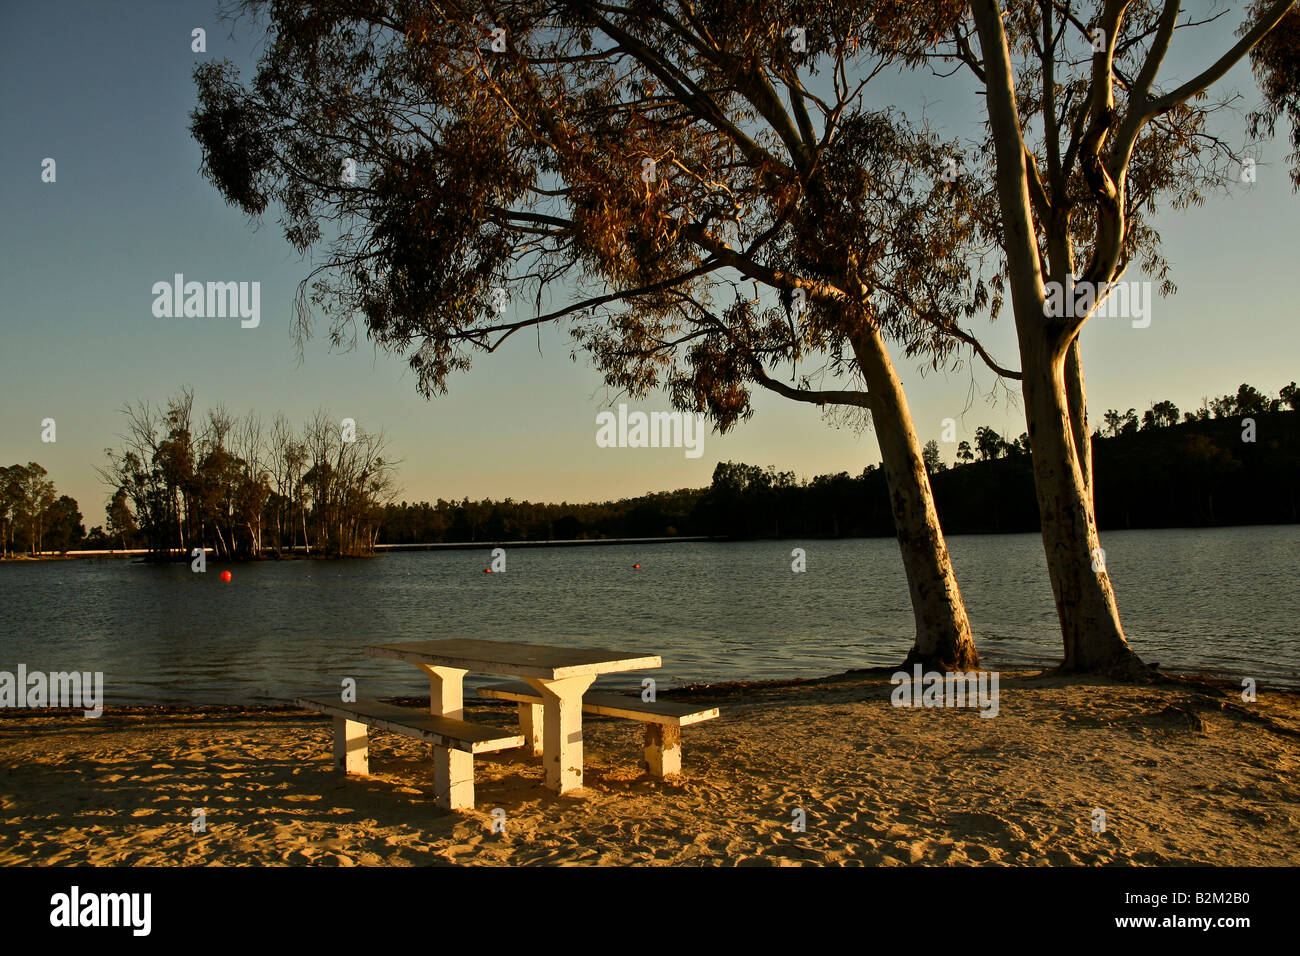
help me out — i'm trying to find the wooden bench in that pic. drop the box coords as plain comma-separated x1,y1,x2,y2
294,696,524,811
476,681,718,777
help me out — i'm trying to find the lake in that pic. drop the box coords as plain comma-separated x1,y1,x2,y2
0,526,1296,704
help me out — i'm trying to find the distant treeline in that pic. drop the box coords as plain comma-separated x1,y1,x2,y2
379,488,703,544
933,411,1299,536
7,380,1297,555
380,382,1300,543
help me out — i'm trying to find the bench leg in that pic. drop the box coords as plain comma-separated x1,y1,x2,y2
524,675,595,793
644,723,681,777
333,716,369,774
518,702,544,756
432,745,475,811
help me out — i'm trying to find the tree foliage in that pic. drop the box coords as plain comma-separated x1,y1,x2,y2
0,464,80,555
191,0,1002,425
97,389,397,559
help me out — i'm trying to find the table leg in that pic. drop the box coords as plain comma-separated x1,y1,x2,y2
420,665,473,810
518,702,544,756
524,675,595,793
420,665,469,718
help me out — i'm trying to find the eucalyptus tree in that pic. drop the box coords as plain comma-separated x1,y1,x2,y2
106,487,137,550
100,391,394,557
191,0,1017,669
0,465,17,557
933,0,1298,672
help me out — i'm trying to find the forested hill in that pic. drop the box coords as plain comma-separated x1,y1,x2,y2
378,411,1298,543
933,411,1299,536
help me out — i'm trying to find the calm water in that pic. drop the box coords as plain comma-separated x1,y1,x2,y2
0,527,1296,704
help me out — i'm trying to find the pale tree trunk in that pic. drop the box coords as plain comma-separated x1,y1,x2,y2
850,322,980,672
1064,338,1093,499
1021,339,1142,672
972,0,1143,675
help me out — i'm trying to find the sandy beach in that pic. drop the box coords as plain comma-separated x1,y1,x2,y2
2,670,1297,866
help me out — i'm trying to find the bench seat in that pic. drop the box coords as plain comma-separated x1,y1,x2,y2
294,696,523,810
476,681,719,777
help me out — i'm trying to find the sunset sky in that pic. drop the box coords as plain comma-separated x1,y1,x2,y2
2,0,1297,523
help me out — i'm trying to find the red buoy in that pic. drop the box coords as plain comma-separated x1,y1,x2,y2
484,568,492,573
220,570,232,582
633,564,641,569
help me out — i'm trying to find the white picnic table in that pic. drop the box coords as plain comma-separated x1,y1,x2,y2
364,639,661,796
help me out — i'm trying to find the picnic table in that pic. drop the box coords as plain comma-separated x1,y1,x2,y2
364,638,661,796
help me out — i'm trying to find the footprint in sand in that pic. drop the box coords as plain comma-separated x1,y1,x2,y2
963,843,994,862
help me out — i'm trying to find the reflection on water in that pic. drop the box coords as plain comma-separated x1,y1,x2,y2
0,526,1296,704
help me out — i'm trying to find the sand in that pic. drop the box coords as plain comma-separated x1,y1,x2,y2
1,671,1297,866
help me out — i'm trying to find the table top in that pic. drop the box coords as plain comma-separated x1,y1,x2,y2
364,638,662,680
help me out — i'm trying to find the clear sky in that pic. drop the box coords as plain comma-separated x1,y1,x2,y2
2,1,1296,525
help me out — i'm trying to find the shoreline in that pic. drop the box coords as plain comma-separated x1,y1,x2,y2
0,665,1288,720
5,522,1298,562
0,536,719,562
